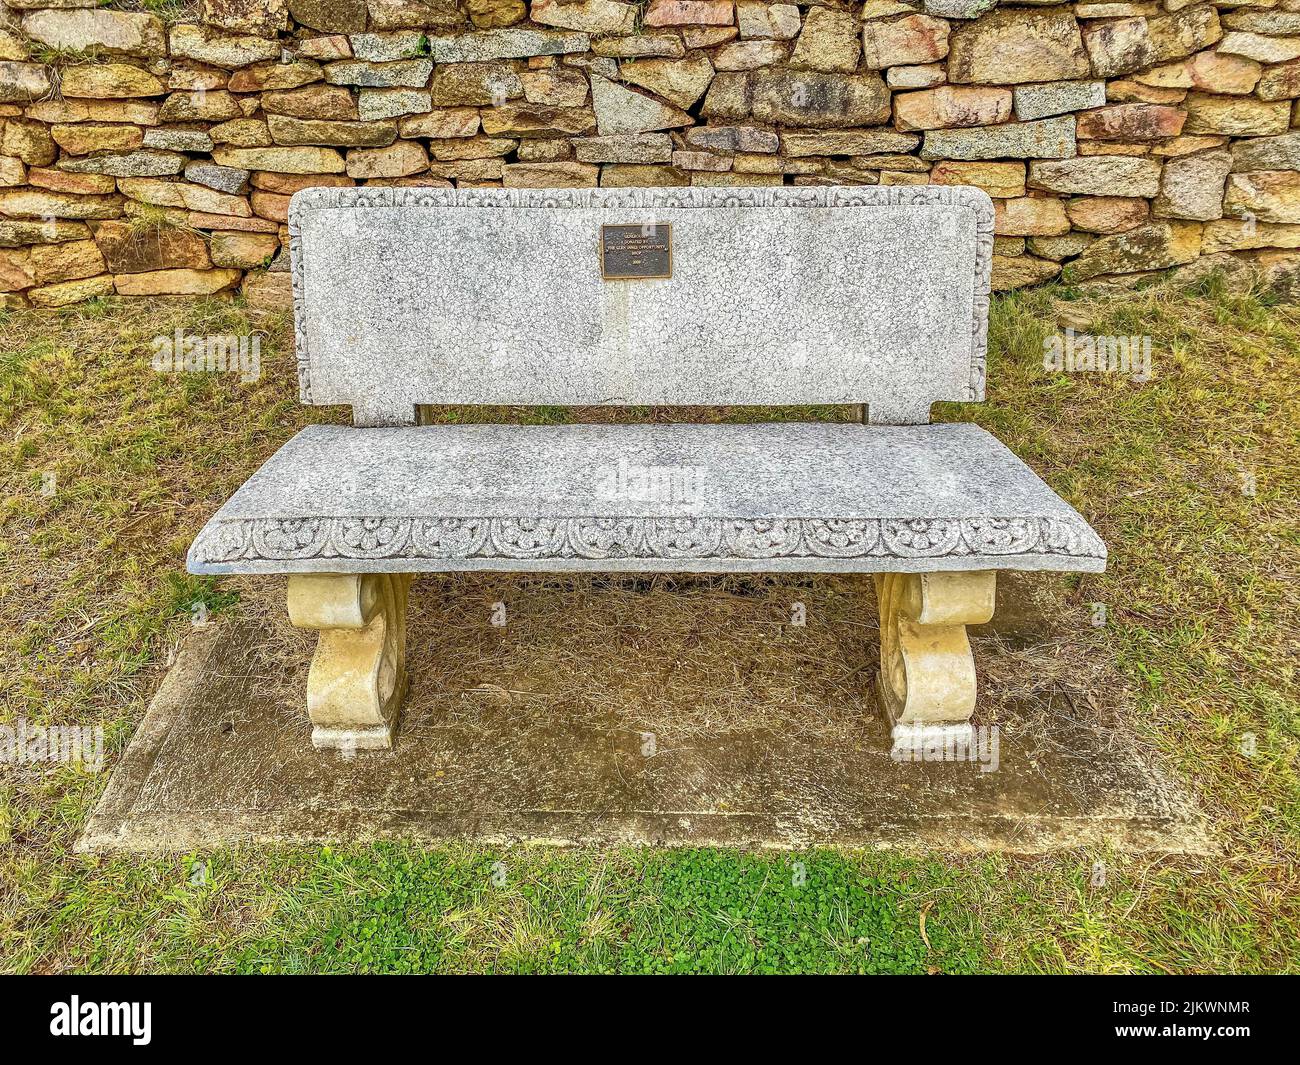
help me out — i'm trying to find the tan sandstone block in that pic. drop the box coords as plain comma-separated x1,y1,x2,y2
212,146,346,173
992,253,1062,290
50,123,143,155
502,161,599,187
894,86,1012,131
644,0,734,27
27,238,106,284
0,156,26,187
114,267,241,295
250,189,291,221
1183,92,1291,135
1076,103,1187,139
250,172,355,193
1224,170,1300,223
344,139,428,177
862,15,951,70
930,160,1026,198
60,64,166,99
27,167,115,195
91,219,212,272
948,10,1090,85
790,8,862,74
2,119,56,164
25,98,159,127
1063,220,1202,280
210,230,280,268
262,85,358,120
0,188,123,219
27,274,115,307
994,195,1072,236
399,108,481,138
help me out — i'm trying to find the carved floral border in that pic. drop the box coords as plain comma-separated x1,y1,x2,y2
190,515,1104,568
287,185,995,407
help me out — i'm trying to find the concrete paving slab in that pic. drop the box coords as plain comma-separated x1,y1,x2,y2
79,574,1213,855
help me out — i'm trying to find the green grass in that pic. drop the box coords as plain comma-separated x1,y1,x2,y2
0,273,1297,973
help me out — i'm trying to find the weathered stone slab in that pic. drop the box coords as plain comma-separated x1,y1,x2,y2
1230,132,1300,172
268,114,398,146
895,86,1013,131
1063,220,1202,280
1076,103,1186,140
60,64,166,99
791,8,861,73
0,187,124,219
1218,31,1300,64
168,23,282,67
921,116,1076,159
189,421,1103,575
287,186,993,420
143,128,215,152
931,160,1026,198
325,59,434,87
1082,16,1158,78
480,103,596,137
573,134,674,163
22,9,165,58
0,61,52,103
213,146,347,173
358,88,432,120
1028,156,1162,197
59,150,186,177
1183,93,1291,136
290,0,368,33
744,69,892,128
530,0,637,34
685,125,779,153
1152,148,1231,220
863,14,951,69
429,29,590,62
1013,80,1106,121
428,62,523,105
591,73,693,134
620,57,715,110
1224,171,1300,223
948,10,1090,85
736,1,801,40
781,129,920,156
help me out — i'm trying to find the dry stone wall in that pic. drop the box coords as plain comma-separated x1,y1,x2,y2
1,0,1299,309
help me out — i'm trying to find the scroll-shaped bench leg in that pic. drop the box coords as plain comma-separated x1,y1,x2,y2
286,573,412,751
873,571,996,742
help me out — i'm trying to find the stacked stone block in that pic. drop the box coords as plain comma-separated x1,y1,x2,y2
1,0,1298,308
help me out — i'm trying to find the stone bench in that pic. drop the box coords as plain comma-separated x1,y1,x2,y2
188,185,1106,752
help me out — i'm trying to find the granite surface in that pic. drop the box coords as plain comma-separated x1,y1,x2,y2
288,185,994,426
188,422,1107,575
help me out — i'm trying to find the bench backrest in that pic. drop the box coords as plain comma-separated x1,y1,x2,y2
288,185,993,426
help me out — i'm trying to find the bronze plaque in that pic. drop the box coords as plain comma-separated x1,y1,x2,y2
600,223,672,280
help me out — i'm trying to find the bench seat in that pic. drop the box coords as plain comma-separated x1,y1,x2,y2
188,421,1105,577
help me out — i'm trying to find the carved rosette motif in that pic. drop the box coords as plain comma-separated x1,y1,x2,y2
191,515,1105,566
288,185,995,406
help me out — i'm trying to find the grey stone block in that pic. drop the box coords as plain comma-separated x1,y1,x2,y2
429,29,591,63
183,161,250,194
1013,80,1107,122
188,422,1106,575
921,116,1077,160
288,185,994,423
